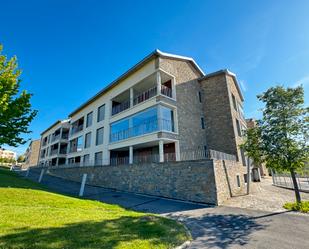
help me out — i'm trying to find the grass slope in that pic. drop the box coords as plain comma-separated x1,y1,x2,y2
0,168,189,249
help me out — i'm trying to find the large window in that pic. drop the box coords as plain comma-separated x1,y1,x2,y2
85,132,91,148
110,105,175,142
95,152,103,165
96,127,104,145
97,104,105,122
160,106,174,132
86,112,93,127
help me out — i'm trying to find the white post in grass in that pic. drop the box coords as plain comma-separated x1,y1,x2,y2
79,173,87,197
38,169,45,183
26,167,30,177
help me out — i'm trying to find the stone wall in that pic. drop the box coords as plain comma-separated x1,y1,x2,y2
159,58,207,152
48,159,246,205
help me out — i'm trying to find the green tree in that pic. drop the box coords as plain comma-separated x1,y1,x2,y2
0,44,37,147
244,86,308,203
17,154,25,163
241,126,265,168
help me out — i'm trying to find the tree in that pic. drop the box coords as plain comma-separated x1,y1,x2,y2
0,44,37,147
17,155,25,163
244,86,308,203
241,126,264,168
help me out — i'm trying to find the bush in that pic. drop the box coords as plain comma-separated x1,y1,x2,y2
283,201,309,213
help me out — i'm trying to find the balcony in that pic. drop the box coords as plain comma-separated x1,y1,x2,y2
110,117,174,143
111,71,174,116
71,117,84,135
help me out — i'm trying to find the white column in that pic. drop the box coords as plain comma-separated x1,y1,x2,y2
130,88,134,107
79,173,87,197
175,141,180,161
129,146,133,164
156,71,161,95
159,140,164,163
103,100,111,165
171,77,176,99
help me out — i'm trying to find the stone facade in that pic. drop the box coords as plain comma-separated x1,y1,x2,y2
48,159,246,205
24,139,41,167
159,58,207,152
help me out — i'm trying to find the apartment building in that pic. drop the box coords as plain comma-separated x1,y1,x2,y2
24,139,41,167
39,50,247,168
0,148,16,160
39,120,70,166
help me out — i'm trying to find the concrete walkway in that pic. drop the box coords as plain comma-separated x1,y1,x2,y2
19,168,309,249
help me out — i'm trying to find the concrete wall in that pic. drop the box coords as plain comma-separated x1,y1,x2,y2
48,159,246,205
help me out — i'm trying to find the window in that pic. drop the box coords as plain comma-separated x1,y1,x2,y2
95,152,103,165
83,154,90,164
232,94,237,110
97,104,105,122
240,148,246,166
198,91,202,103
244,174,248,183
86,112,93,127
236,119,241,136
96,127,104,145
84,132,91,148
238,103,245,120
160,106,175,132
69,136,83,153
71,117,84,135
77,136,83,152
236,175,240,187
201,117,205,129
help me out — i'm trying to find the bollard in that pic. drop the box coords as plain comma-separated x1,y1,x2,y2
79,174,87,197
26,167,30,177
38,169,45,183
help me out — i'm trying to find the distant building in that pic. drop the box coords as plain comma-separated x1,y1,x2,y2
24,139,41,167
0,148,16,160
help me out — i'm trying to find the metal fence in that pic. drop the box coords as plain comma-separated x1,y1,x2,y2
272,172,309,192
36,148,237,169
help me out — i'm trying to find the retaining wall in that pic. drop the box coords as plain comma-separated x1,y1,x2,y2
48,159,247,205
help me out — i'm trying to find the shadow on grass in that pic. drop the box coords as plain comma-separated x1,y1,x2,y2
168,212,267,249
0,216,183,249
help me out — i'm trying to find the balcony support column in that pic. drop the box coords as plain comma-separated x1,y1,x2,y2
159,140,164,163
156,71,161,96
175,141,180,161
129,146,133,164
130,88,134,107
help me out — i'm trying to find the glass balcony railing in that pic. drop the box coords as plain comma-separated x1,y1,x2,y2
110,117,174,143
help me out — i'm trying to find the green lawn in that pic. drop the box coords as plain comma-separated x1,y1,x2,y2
283,201,309,213
0,168,189,249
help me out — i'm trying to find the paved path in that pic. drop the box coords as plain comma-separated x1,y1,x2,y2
19,168,309,249
223,177,309,212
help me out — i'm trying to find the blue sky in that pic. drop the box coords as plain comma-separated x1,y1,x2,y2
1,0,308,155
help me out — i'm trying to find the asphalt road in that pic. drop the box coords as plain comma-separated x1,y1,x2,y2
19,168,309,249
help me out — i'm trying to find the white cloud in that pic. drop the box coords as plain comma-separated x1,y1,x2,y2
293,75,309,88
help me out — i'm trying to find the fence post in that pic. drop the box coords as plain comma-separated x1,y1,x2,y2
38,169,45,183
79,174,87,197
26,167,30,177
271,170,275,185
